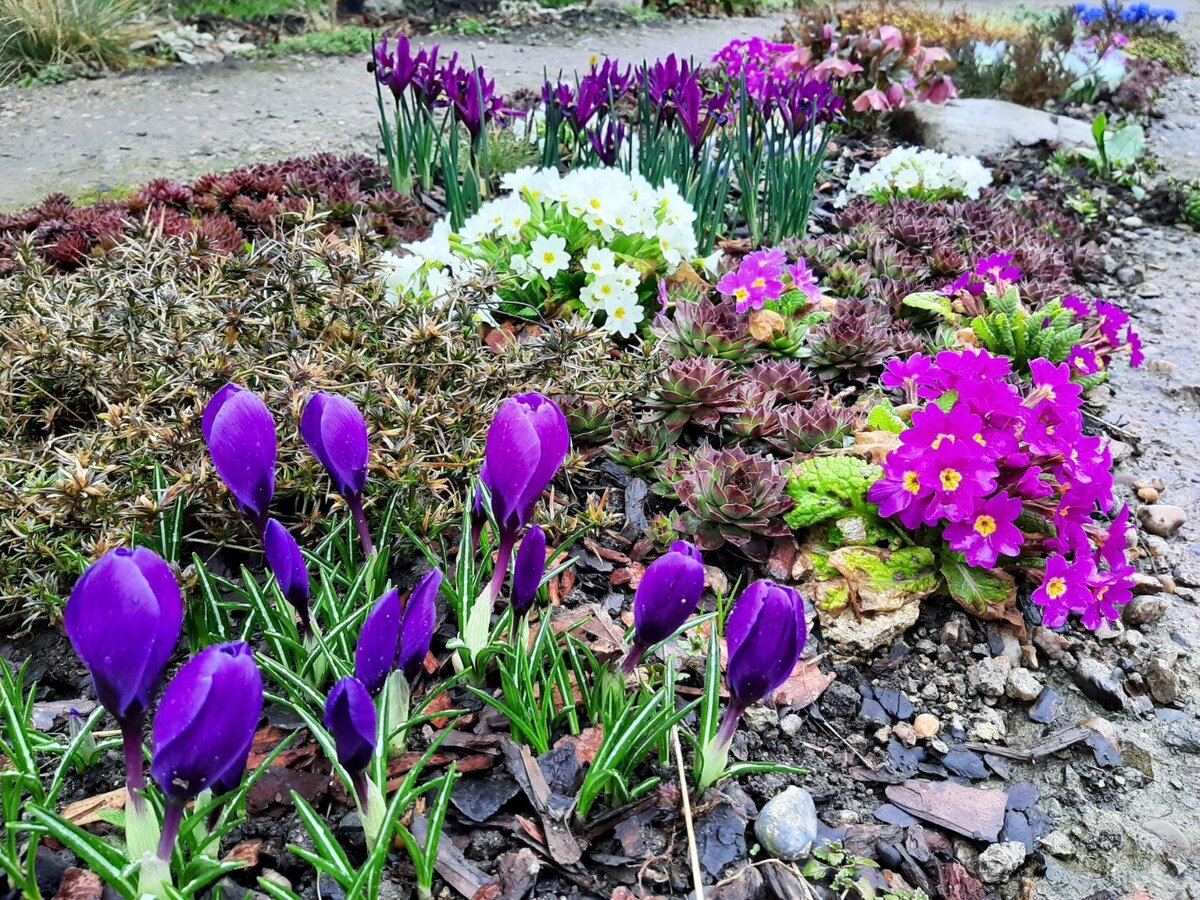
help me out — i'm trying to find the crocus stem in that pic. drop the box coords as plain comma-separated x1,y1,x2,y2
349,496,375,558
697,702,745,794
157,801,185,862
715,703,744,753
620,642,647,675
487,538,514,607
120,714,146,809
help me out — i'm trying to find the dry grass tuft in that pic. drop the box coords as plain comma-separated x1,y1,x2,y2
0,0,152,82
0,219,650,630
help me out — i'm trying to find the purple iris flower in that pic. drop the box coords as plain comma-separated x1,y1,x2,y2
398,568,441,681
622,541,705,672
355,588,401,696
481,393,570,599
587,118,627,166
264,518,312,636
324,676,378,809
151,642,263,861
374,34,419,100
65,547,183,801
716,580,806,748
202,383,277,534
302,391,373,555
511,525,547,619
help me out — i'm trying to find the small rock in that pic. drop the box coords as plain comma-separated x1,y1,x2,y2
755,787,818,862
1139,504,1186,538
742,706,778,733
1137,485,1160,502
1116,266,1140,286
1120,215,1144,228
941,615,974,649
1006,668,1042,703
1095,618,1124,641
1145,655,1182,705
1124,594,1170,625
967,656,1010,698
1029,689,1063,725
1038,831,1076,858
913,713,941,739
1072,657,1126,711
1123,739,1155,779
780,713,803,737
891,722,918,747
976,841,1027,883
1033,628,1071,661
1136,282,1163,298
970,707,1007,742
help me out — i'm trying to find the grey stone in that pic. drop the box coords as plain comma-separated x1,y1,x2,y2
976,841,1027,883
1124,594,1171,626
1146,655,1182,705
970,707,1007,742
893,99,1095,157
1038,831,1076,858
1164,721,1200,754
1006,668,1043,702
1139,504,1186,537
755,787,819,862
968,656,1010,698
1073,657,1126,711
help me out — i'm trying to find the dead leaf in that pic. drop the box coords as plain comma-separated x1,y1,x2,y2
61,788,125,826
53,868,102,900
748,308,786,341
774,658,835,711
954,327,982,348
555,726,605,766
222,839,263,869
852,430,903,464
668,260,710,290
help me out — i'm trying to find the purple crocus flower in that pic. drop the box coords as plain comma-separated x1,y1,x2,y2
444,65,505,139
587,118,627,167
264,518,312,636
481,393,570,599
374,34,419,100
398,568,441,681
202,383,277,534
511,525,547,618
622,541,705,673
719,580,806,744
325,676,378,774
151,642,262,861
65,547,183,801
355,588,401,696
302,392,373,555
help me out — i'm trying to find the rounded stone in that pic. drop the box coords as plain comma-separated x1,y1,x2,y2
1139,505,1186,538
913,713,941,739
1006,668,1042,703
754,786,819,862
977,841,1027,883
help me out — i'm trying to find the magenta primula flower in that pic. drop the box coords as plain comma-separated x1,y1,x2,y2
740,257,784,304
1062,295,1092,318
975,253,1022,287
1095,301,1130,345
943,491,1025,568
717,269,759,313
1126,325,1144,367
881,354,941,401
868,464,933,530
787,259,822,302
1098,505,1134,576
1068,345,1102,377
1033,554,1095,627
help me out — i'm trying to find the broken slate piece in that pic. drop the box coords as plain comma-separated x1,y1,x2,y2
874,804,920,827
1029,689,1064,725
1084,728,1123,768
1002,810,1035,854
698,800,749,878
1005,783,1040,812
450,772,521,823
876,688,914,721
859,697,891,727
942,749,989,781
884,780,1007,842
984,754,1013,780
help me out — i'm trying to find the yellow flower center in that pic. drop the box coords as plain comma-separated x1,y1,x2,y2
613,306,627,320
1045,576,1067,599
974,433,987,447
974,515,997,537
734,288,749,302
752,277,766,289
590,198,602,210
931,433,956,450
600,284,613,297
903,471,921,495
543,252,556,265
939,468,963,491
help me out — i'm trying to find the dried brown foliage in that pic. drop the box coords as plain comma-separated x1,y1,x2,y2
0,222,649,629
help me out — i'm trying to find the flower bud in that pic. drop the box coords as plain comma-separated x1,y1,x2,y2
301,392,370,504
482,393,570,542
355,589,401,696
151,642,263,804
398,569,441,681
65,547,183,726
264,518,311,634
511,526,547,618
202,384,277,530
325,676,377,774
725,580,806,709
624,541,705,671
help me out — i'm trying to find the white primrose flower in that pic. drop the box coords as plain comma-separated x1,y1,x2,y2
582,246,617,277
403,219,454,266
842,145,992,206
601,291,644,339
378,251,425,302
696,249,724,279
530,233,570,279
424,265,453,301
581,273,636,312
656,223,695,268
510,253,531,277
613,263,641,289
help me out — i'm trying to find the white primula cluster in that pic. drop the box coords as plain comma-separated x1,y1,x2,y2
839,145,993,206
380,166,705,340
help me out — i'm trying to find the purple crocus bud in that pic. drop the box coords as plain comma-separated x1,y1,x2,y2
355,588,401,696
202,383,277,533
481,393,569,599
511,526,547,618
325,676,378,775
264,518,312,636
302,392,373,555
66,547,183,802
151,642,263,860
622,540,705,672
725,580,806,713
398,569,441,681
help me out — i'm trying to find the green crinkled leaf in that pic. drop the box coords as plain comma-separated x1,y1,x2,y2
902,291,957,321
939,551,1017,617
866,400,907,434
784,457,883,530
933,390,958,413
1106,122,1147,167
